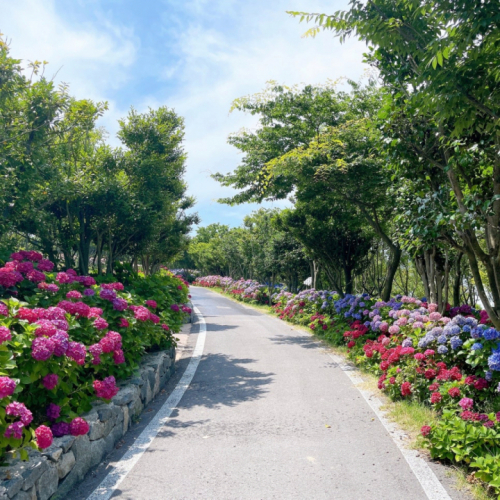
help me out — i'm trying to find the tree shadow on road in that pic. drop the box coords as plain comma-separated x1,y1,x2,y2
268,334,321,350
206,324,239,332
179,354,274,410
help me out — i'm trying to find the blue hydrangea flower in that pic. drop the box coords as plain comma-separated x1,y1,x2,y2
418,339,429,349
437,335,447,344
438,345,448,354
471,343,483,351
402,338,413,348
462,325,471,333
471,327,484,339
484,328,500,341
485,371,493,381
450,336,463,350
488,352,500,371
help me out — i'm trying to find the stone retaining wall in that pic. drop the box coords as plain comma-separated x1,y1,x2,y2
0,347,176,500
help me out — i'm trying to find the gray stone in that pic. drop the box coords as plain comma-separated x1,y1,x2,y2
88,420,106,442
35,466,58,500
128,377,144,388
20,458,48,491
70,435,91,473
51,436,75,454
103,425,122,456
0,467,23,498
122,405,129,435
56,452,75,480
11,486,36,500
128,396,144,419
112,386,138,406
95,405,113,422
89,439,106,468
163,356,172,371
41,445,62,463
145,380,153,405
83,410,98,424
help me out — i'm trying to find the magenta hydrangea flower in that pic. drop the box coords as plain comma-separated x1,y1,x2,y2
145,300,157,309
0,326,12,344
66,342,86,365
113,349,125,364
66,269,78,277
10,252,24,261
47,284,59,293
37,259,54,272
66,290,82,300
58,300,76,314
112,298,128,311
34,319,57,338
31,337,55,361
6,401,33,425
42,374,59,390
46,403,61,420
88,307,103,318
0,269,23,287
99,288,117,301
0,377,16,398
27,251,43,262
81,276,96,287
52,331,69,357
73,302,91,318
26,270,46,282
94,317,109,330
118,318,130,328
99,331,122,353
102,282,124,291
133,306,150,321
70,417,89,436
93,376,119,399
170,304,180,312
51,319,68,331
56,272,74,284
42,306,66,321
4,421,24,440
35,425,53,449
161,324,170,331
0,302,8,316
16,307,38,323
89,343,102,365
17,261,34,274
149,313,160,324
51,422,70,437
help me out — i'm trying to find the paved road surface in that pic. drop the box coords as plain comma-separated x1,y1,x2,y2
73,287,468,500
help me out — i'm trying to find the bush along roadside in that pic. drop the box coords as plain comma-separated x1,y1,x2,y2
0,250,192,461
195,276,500,495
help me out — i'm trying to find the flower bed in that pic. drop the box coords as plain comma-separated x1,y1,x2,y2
195,276,500,493
0,250,191,461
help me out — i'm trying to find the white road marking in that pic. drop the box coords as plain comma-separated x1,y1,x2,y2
328,352,452,500
86,306,207,500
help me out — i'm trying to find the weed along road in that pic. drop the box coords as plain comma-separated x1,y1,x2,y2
74,286,463,500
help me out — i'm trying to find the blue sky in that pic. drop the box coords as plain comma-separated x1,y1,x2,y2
1,0,368,230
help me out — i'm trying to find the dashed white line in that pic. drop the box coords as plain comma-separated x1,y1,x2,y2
86,306,207,500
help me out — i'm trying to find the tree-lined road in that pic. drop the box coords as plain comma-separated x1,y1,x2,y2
74,287,465,499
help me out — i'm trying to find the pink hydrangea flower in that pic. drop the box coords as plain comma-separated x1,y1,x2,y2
146,300,157,309
88,307,103,318
34,319,57,338
42,374,58,390
459,398,474,410
70,417,89,436
94,317,109,330
42,307,66,321
51,319,68,331
429,312,442,321
6,401,33,425
17,261,34,274
118,318,130,328
0,377,16,398
4,421,24,439
133,306,150,321
89,344,102,365
27,270,46,282
56,272,74,284
35,425,53,449
0,302,8,316
66,269,77,277
149,313,160,324
388,325,400,335
0,326,12,344
73,302,91,318
66,290,82,299
93,376,119,400
113,349,125,364
99,331,122,353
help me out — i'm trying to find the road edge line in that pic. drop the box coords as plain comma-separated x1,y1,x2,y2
327,351,451,500
86,306,207,500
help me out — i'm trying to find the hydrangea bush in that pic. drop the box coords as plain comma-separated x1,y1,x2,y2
0,251,190,460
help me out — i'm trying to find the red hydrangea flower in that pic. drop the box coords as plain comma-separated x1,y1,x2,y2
93,376,119,400
17,307,38,323
421,425,432,437
35,425,53,449
27,270,46,282
70,417,89,436
428,383,439,391
430,392,442,404
0,326,11,344
42,374,59,390
414,353,425,361
448,387,461,398
119,318,130,328
424,369,437,380
401,382,412,397
474,378,488,391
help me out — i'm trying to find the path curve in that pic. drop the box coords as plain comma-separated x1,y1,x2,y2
73,287,468,500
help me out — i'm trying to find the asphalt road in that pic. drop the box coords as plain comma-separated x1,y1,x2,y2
73,287,469,500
